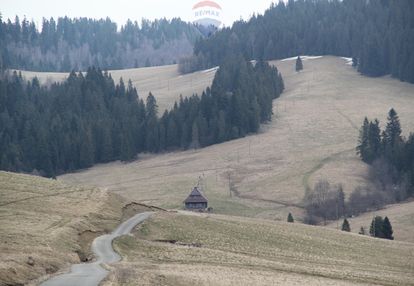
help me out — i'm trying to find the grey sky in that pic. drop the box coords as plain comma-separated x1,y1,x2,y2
0,0,277,28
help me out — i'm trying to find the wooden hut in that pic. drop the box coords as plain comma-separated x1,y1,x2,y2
184,187,208,210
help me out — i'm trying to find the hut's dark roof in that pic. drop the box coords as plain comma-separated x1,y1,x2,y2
184,187,208,204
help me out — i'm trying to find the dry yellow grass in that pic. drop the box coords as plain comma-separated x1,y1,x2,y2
104,212,414,286
0,171,125,285
58,57,414,229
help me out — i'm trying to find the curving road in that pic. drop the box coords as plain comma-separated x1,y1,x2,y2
41,212,152,286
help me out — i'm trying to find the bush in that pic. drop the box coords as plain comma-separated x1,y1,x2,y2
341,218,351,232
287,213,294,223
304,180,345,224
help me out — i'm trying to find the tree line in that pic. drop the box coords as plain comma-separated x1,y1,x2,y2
369,216,394,240
181,0,414,84
357,109,414,202
341,216,393,240
0,57,284,177
0,15,201,71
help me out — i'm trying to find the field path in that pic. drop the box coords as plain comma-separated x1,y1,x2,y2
230,186,304,208
41,212,152,286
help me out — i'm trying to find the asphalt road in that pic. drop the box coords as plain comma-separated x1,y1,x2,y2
41,212,152,286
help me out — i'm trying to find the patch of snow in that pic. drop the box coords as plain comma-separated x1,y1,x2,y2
341,57,353,66
303,56,323,60
201,66,219,73
281,56,299,62
281,55,323,62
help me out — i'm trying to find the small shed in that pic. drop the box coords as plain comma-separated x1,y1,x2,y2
184,187,208,210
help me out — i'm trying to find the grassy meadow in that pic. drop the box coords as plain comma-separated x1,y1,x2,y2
103,212,414,285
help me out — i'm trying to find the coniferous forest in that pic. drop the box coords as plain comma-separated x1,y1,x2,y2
0,57,283,177
181,0,414,83
0,16,201,71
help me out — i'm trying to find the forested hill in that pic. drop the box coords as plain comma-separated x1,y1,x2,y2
0,16,201,71
0,57,283,177
182,0,414,83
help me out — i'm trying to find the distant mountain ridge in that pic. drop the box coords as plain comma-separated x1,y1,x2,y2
0,16,202,71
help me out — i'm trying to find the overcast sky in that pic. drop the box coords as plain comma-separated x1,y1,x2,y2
0,0,277,28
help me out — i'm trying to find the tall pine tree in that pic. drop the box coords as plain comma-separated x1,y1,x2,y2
370,216,384,238
382,216,394,240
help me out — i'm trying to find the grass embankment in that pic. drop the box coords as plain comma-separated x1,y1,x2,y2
0,171,125,285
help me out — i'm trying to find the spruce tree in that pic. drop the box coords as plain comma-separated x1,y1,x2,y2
146,92,158,119
383,108,403,167
369,216,384,238
382,216,394,240
357,117,370,162
341,218,351,232
145,93,160,152
368,119,382,161
357,117,382,163
295,56,303,72
337,185,346,218
369,217,375,237
384,108,402,148
287,212,294,223
358,226,366,235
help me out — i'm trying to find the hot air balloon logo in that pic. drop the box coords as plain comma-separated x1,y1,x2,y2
192,1,223,28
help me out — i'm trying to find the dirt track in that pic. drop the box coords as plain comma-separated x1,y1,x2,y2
41,212,152,286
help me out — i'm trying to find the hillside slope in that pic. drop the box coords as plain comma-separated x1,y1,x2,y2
17,64,216,112
59,57,414,225
104,211,414,285
0,171,125,285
